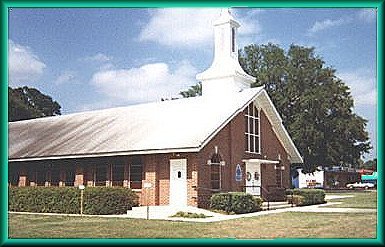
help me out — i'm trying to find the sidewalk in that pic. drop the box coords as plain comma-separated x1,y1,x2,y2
9,194,376,223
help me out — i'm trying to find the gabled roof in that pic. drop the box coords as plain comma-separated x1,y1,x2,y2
9,86,303,163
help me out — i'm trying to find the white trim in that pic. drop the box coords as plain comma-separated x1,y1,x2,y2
243,159,279,164
257,91,303,163
9,147,200,162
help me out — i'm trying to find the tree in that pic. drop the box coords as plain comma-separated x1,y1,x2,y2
239,43,371,170
361,158,377,171
8,86,61,122
179,82,202,98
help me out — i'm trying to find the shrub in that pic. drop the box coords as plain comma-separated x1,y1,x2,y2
83,187,138,215
286,188,325,206
210,192,263,214
9,187,80,213
9,186,138,215
170,211,210,218
287,195,304,206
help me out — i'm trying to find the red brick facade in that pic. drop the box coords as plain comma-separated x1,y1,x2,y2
9,105,293,207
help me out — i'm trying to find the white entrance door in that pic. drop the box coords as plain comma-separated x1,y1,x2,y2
246,162,261,196
169,159,187,207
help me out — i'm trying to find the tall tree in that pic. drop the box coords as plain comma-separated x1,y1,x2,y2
9,86,61,122
239,43,371,169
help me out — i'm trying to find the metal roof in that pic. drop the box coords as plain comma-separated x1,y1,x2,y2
9,87,302,163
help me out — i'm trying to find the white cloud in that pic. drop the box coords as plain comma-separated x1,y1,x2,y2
8,40,46,86
138,8,261,47
81,53,112,63
307,17,350,35
54,71,77,85
90,60,198,103
358,9,376,23
338,70,377,106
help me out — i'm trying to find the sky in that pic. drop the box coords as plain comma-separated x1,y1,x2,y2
8,8,377,161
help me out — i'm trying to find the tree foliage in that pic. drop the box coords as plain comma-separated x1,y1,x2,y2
179,82,202,98
9,86,61,122
361,158,377,171
239,43,371,169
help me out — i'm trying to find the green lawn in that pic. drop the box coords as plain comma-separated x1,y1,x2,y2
8,191,378,239
325,191,377,208
8,212,376,239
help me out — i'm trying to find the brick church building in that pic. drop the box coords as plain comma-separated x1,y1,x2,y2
8,9,303,208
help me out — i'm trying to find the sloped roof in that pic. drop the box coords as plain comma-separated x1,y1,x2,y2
9,86,303,163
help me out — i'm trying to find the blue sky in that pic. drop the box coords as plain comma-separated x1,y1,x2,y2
8,8,377,161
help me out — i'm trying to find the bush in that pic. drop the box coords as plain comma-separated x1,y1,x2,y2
9,186,138,215
210,192,263,214
83,187,138,215
286,188,325,206
9,187,80,213
170,211,210,218
287,195,304,206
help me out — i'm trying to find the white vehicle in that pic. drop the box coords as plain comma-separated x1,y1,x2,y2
346,182,375,190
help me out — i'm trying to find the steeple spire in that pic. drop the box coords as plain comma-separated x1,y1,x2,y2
196,8,255,98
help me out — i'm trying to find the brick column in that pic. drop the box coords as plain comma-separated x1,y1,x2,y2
18,167,27,187
143,160,157,206
74,166,84,187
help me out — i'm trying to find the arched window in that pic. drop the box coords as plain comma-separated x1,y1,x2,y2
209,151,222,190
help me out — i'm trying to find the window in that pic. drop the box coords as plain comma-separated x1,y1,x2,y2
231,27,235,52
130,156,143,189
65,166,75,186
94,164,107,186
211,164,220,190
35,165,47,186
111,164,125,186
210,152,222,190
245,103,260,154
8,166,18,186
50,166,60,186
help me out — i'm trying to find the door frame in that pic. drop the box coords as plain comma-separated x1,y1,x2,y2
243,159,279,196
169,159,187,207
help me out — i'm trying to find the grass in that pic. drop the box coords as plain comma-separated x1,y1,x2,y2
8,212,376,239
8,191,378,239
325,191,377,208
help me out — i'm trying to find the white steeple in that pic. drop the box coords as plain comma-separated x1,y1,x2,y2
196,8,255,97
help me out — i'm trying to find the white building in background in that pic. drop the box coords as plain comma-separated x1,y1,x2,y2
292,168,324,189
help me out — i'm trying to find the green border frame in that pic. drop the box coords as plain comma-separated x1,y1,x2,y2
0,0,383,245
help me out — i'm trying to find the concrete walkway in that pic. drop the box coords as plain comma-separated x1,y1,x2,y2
9,194,376,223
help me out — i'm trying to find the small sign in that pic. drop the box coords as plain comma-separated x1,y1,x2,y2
144,182,152,188
78,185,85,190
235,164,242,182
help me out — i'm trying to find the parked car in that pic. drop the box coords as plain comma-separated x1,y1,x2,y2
346,182,375,190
